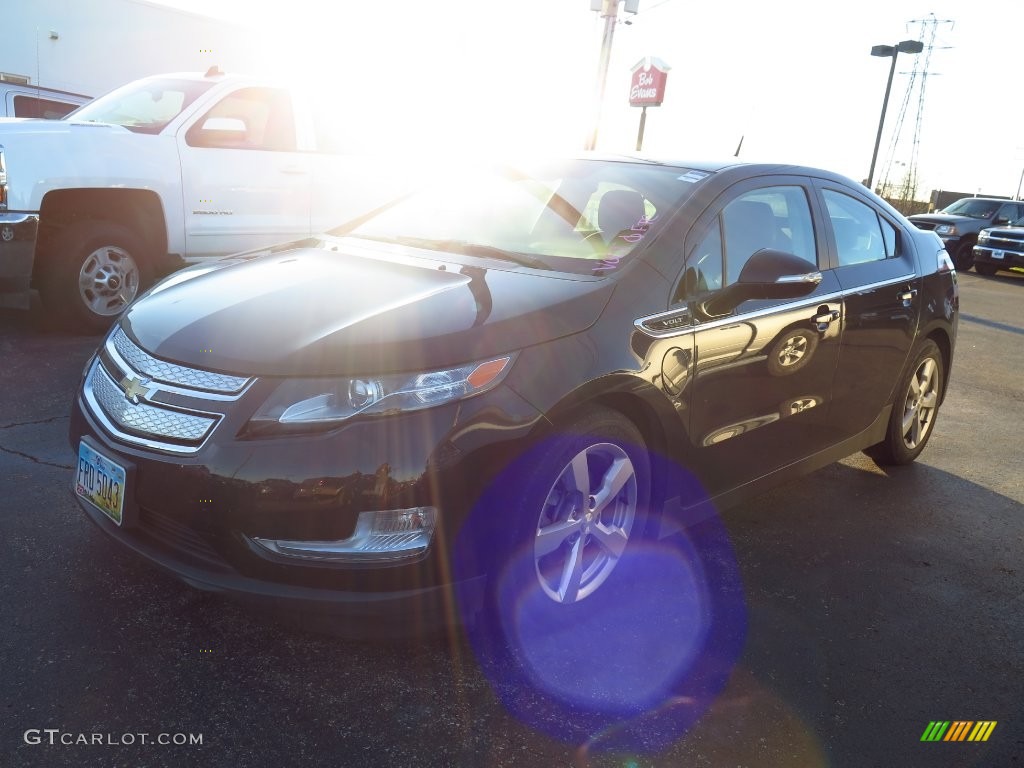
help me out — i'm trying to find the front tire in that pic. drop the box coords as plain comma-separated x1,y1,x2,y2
952,241,975,271
865,338,944,466
974,262,998,276
468,406,652,645
38,220,152,333
512,407,651,607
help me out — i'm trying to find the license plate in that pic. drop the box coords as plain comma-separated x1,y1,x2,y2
76,441,126,525
991,250,1004,260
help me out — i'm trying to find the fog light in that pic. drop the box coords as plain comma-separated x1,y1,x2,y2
250,507,436,565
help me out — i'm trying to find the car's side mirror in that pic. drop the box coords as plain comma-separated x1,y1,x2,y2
700,249,822,318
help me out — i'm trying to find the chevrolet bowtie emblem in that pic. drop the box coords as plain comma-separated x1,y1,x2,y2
119,375,152,404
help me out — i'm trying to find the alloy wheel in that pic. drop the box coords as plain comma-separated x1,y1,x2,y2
900,357,939,450
533,442,637,604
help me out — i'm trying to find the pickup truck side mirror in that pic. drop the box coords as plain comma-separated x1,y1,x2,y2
700,249,822,318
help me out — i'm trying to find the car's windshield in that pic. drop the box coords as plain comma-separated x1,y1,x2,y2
333,159,710,275
65,78,215,134
941,199,1000,219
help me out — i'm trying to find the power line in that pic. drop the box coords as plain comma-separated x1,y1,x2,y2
878,14,953,206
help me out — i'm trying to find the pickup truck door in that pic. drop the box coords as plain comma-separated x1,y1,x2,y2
176,86,310,260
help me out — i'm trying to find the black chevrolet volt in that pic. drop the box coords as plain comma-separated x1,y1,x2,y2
69,156,959,639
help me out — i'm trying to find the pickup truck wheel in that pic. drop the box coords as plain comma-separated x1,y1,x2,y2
952,241,975,271
39,221,152,333
974,263,998,276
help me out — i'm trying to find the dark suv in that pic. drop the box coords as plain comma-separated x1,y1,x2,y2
973,216,1024,276
909,197,1024,271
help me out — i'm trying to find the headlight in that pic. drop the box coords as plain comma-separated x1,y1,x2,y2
935,224,957,236
978,230,991,243
248,354,515,432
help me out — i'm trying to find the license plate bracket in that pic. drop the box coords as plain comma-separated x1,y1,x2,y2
991,249,1004,260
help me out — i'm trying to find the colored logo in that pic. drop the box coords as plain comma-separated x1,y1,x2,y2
921,721,997,742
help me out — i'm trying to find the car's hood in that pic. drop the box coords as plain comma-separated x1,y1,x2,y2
908,213,976,226
121,242,614,377
0,118,129,135
981,225,1024,237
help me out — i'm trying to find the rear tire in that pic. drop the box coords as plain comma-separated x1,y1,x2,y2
38,220,152,334
865,339,944,466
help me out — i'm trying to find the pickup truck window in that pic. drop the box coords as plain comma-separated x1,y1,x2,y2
12,94,80,119
186,87,296,152
67,78,213,134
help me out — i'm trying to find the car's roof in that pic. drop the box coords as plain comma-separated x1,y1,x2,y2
578,153,866,188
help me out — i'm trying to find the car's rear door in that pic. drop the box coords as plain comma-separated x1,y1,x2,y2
811,181,921,437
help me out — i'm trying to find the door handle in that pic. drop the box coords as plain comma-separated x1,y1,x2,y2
813,309,840,325
898,289,917,304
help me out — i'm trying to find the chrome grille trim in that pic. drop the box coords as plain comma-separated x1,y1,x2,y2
83,361,220,454
109,328,250,394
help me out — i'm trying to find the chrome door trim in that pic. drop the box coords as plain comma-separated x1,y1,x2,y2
636,290,844,339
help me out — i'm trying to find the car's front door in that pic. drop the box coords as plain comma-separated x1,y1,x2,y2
677,179,844,496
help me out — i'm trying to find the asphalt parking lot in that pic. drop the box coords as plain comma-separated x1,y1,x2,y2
1,271,1022,768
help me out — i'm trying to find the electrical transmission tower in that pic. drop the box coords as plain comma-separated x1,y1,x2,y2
878,15,953,210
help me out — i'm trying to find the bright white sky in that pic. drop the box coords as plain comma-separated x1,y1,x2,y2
155,0,1024,199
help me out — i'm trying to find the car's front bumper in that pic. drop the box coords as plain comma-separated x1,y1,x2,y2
973,245,1024,271
68,375,542,635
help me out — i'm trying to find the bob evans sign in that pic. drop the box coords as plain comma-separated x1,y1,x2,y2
629,58,670,107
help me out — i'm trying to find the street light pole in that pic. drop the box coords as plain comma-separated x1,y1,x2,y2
584,0,620,151
866,40,924,192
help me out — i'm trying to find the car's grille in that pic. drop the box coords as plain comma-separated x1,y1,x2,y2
111,328,248,394
985,234,1024,250
82,328,254,454
138,506,230,571
88,364,217,443
912,221,937,231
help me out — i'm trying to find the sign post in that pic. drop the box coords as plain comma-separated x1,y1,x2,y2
629,57,670,152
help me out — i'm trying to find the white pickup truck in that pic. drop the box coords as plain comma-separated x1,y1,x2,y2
0,67,403,330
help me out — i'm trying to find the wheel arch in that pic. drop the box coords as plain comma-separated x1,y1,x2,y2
34,188,168,282
925,325,953,404
532,375,687,516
